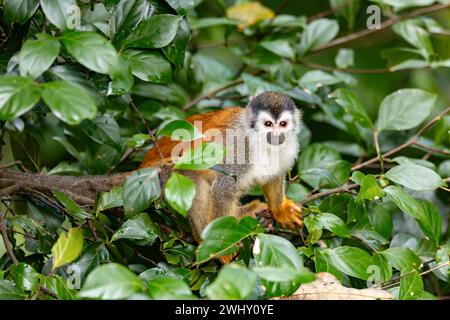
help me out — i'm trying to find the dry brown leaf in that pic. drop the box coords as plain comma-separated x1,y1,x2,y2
277,272,394,300
226,2,274,29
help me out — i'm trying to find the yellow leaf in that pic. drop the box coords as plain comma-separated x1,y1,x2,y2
51,227,84,270
226,2,275,29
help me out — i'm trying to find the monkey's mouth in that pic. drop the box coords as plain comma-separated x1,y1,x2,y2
266,132,285,145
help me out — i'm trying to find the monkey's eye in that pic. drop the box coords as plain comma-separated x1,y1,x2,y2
264,121,273,127
279,121,287,127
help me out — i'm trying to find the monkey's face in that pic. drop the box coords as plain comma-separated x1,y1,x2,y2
247,92,301,146
255,110,298,145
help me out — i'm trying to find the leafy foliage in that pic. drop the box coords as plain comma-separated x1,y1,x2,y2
0,0,449,301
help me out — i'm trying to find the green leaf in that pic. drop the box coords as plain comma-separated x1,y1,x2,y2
164,173,196,217
96,186,123,214
125,49,172,83
125,14,182,49
123,168,161,215
53,190,93,220
42,81,97,125
385,164,444,191
298,143,341,188
368,205,393,239
79,263,144,299
165,0,203,14
252,266,312,283
399,270,424,300
383,186,425,221
128,133,151,148
377,89,437,131
162,19,190,70
253,234,307,297
357,175,384,202
378,0,435,10
9,263,38,292
147,277,195,299
314,248,343,280
322,246,372,280
3,0,39,25
40,275,76,299
260,39,295,59
111,0,153,46
332,88,373,128
157,119,202,141
370,253,393,284
71,242,110,283
40,0,77,30
393,20,434,60
306,212,350,239
19,33,60,79
109,56,134,94
299,70,343,92
111,212,160,246
0,76,41,121
393,156,436,170
174,142,226,170
52,227,84,270
60,31,120,74
206,263,257,300
416,200,442,245
196,216,263,264
382,247,421,272
189,17,239,29
298,18,339,55
0,280,26,300
79,115,121,151
335,48,354,68
330,0,360,29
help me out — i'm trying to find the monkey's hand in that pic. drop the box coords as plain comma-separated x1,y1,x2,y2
272,198,303,229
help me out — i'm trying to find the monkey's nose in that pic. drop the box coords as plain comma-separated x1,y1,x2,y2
267,132,285,145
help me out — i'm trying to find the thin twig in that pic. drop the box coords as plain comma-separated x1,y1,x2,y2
0,161,29,172
129,101,165,161
412,140,450,156
312,3,450,54
380,262,450,290
37,285,58,299
182,78,244,111
352,106,450,171
275,0,290,14
298,59,430,74
87,219,99,241
0,210,19,265
300,183,359,205
308,0,353,22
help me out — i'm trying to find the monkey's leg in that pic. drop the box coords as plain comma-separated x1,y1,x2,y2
236,200,268,218
262,176,303,228
210,174,240,219
187,177,213,242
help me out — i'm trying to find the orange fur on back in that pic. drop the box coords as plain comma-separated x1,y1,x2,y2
140,107,243,168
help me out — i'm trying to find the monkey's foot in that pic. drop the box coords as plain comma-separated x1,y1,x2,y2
240,200,269,218
272,198,303,229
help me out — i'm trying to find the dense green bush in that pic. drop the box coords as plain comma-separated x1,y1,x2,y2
0,0,449,300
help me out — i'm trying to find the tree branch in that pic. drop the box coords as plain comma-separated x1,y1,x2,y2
312,3,450,54
182,78,244,111
298,59,430,74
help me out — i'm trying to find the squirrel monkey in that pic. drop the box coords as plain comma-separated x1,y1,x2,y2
140,91,303,241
